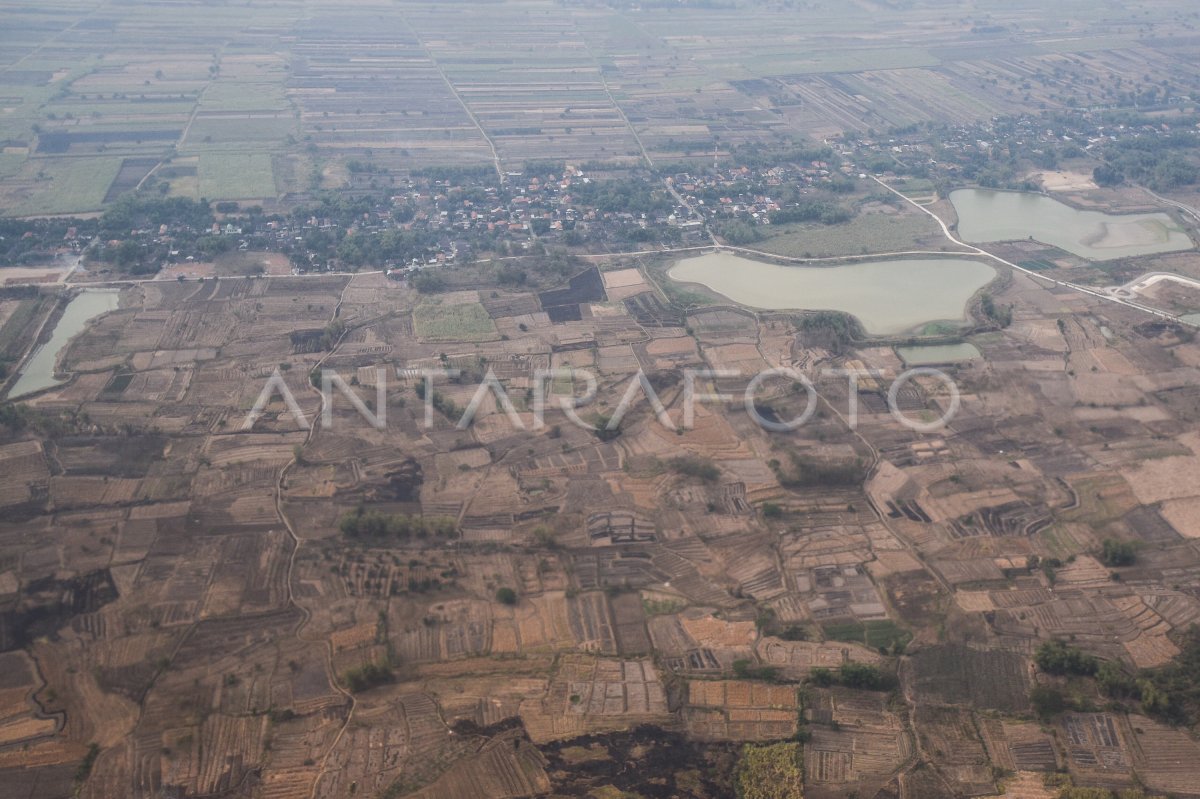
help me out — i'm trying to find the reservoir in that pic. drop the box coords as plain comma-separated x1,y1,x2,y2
950,189,1193,261
7,290,120,399
668,253,995,335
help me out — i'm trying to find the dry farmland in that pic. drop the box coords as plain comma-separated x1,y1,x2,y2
6,212,1200,799
4,1,1200,798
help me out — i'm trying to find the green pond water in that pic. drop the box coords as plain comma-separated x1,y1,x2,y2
896,342,982,366
668,252,996,335
950,188,1193,261
7,290,119,399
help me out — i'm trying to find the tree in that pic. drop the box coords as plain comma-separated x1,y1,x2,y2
1097,660,1137,699
980,293,1013,328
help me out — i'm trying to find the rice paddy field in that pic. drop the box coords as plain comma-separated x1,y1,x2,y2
2,0,1198,214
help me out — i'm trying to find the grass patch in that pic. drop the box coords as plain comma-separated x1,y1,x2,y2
1036,524,1091,562
642,597,687,616
413,299,498,342
1018,259,1056,271
197,152,276,200
892,177,934,193
917,321,963,336
0,154,25,178
755,211,945,258
658,277,714,308
0,297,48,358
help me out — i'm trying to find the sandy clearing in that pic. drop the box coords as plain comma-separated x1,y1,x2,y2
954,590,997,612
602,268,646,289
0,265,70,284
1161,497,1200,538
1031,170,1097,192
998,771,1057,799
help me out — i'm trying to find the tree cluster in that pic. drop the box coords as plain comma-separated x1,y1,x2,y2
1099,132,1200,192
1034,640,1098,676
342,659,395,693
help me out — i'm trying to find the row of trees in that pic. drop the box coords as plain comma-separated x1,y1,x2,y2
337,508,457,540
770,200,852,226
980,293,1013,328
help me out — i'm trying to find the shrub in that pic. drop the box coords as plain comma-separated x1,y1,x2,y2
1030,685,1067,719
1100,539,1136,567
343,660,394,693
668,455,720,482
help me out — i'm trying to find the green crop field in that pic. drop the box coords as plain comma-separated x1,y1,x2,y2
823,619,912,652
199,82,289,112
6,156,124,216
0,298,42,354
183,115,296,149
